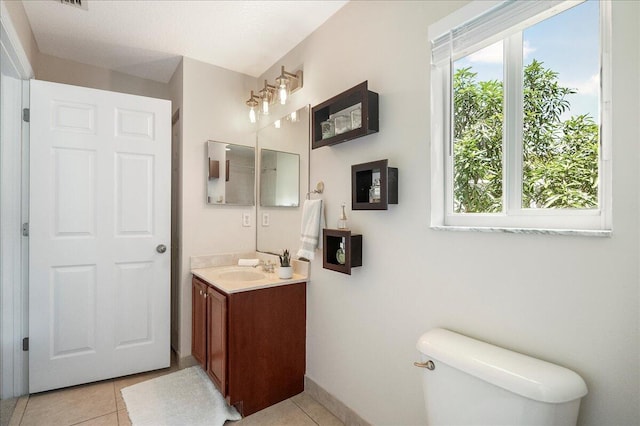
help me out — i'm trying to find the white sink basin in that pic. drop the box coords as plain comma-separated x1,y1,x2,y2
217,270,265,281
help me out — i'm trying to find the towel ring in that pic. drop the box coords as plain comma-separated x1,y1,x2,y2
306,181,324,199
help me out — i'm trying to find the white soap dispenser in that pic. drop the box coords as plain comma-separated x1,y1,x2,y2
337,203,348,230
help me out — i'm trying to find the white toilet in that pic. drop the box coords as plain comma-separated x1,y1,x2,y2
416,328,588,425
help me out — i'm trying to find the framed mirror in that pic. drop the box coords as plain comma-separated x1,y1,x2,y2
257,106,309,254
260,149,300,207
206,141,255,206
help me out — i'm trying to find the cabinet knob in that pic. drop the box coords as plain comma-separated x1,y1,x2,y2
204,293,208,299
199,290,203,296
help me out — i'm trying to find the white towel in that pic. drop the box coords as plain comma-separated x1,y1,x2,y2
297,199,325,260
238,258,260,267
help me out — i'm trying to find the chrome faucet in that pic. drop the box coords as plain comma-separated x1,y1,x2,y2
254,260,275,273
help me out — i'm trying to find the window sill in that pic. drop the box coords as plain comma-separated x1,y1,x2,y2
431,225,612,238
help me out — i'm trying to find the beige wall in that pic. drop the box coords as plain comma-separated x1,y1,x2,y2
263,1,640,425
2,0,37,70
177,57,257,355
169,59,183,117
168,59,183,352
36,52,171,100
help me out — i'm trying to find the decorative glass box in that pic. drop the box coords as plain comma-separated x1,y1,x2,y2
350,106,362,130
321,120,335,139
334,115,351,135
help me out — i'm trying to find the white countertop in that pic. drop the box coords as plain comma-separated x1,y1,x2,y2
192,265,307,294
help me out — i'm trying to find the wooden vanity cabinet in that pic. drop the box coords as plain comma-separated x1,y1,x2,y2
191,275,306,417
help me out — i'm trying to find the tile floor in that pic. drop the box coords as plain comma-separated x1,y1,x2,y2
7,360,343,426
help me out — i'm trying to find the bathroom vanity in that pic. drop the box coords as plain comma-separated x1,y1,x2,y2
191,266,306,416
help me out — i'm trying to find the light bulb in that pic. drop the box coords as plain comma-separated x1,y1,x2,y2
249,106,256,123
279,84,288,105
262,98,269,115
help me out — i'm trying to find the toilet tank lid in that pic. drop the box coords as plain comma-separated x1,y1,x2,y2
416,328,588,403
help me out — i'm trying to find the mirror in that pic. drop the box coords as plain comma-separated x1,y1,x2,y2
206,141,255,206
257,106,309,254
260,149,300,207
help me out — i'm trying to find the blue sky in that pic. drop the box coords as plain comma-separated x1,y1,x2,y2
454,0,599,122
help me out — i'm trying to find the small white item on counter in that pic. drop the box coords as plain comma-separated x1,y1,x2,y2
238,259,260,267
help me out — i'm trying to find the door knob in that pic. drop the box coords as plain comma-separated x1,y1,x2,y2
156,244,167,253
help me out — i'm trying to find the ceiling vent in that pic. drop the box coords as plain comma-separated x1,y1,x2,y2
56,0,88,11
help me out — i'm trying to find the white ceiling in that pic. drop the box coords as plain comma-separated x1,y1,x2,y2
21,0,347,83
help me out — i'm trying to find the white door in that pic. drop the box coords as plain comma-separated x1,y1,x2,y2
29,80,171,393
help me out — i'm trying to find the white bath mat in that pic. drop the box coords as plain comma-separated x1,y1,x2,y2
121,366,241,426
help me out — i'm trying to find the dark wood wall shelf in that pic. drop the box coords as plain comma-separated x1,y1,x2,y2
352,159,398,210
312,81,379,149
323,229,362,275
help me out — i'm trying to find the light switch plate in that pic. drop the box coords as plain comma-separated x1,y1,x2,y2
242,212,251,227
262,212,269,227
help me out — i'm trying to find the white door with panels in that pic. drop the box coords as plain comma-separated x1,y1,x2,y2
29,80,171,393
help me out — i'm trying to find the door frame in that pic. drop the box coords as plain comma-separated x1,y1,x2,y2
0,0,34,399
171,109,181,352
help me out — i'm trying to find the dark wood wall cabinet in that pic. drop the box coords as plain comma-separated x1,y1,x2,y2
191,276,306,417
352,159,398,210
312,81,379,149
323,229,362,275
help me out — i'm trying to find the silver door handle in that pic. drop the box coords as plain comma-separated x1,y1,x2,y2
156,244,167,253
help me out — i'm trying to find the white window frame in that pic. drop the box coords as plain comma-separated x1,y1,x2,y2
430,0,612,235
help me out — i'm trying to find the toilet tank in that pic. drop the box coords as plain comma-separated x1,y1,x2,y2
416,329,588,426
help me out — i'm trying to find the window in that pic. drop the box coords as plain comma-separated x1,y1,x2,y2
430,0,611,233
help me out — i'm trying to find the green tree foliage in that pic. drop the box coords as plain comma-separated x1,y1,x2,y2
453,59,599,213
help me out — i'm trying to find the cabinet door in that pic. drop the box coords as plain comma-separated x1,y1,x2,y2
191,278,207,368
226,283,306,416
207,286,227,394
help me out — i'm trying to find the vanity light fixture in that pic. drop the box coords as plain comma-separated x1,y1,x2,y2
275,66,303,105
246,65,303,122
246,90,259,124
259,80,276,115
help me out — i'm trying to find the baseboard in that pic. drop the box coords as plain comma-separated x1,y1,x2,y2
304,376,370,426
7,395,28,426
177,354,200,370
1,398,17,426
